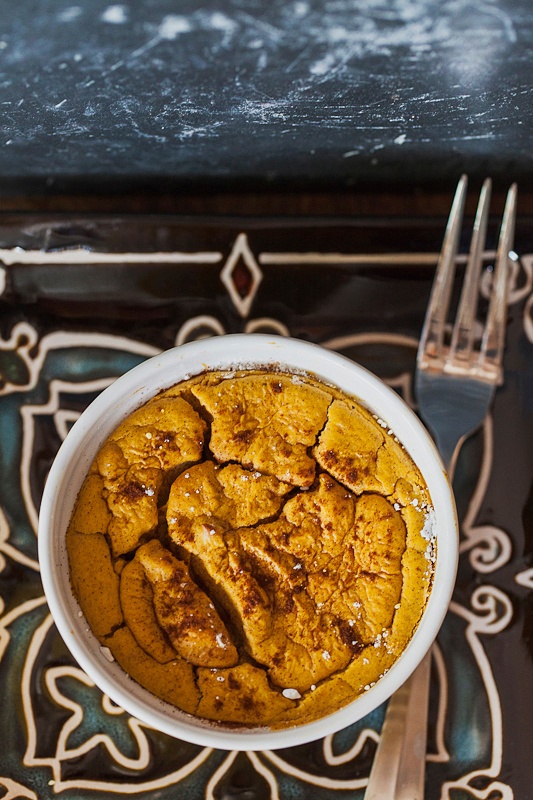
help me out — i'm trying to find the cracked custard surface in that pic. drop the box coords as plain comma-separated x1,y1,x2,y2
66,370,436,729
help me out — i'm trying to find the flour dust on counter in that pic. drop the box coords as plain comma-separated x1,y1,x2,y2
0,0,532,190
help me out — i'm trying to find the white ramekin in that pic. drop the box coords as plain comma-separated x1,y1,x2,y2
38,334,458,751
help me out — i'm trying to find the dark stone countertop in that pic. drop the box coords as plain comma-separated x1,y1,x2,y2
1,0,532,195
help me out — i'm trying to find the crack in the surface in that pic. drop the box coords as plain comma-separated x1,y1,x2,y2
70,369,435,724
102,620,126,640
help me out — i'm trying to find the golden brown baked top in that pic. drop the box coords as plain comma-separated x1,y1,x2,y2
66,369,436,729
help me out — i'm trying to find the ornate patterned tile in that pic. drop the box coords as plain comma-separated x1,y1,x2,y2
1,214,532,798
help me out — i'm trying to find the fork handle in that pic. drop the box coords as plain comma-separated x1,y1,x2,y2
365,651,431,799
395,652,432,799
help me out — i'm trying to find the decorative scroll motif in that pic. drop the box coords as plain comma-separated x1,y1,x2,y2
459,415,512,574
21,612,213,794
0,778,37,800
0,503,39,575
1,234,528,798
515,569,533,589
443,588,514,800
0,323,158,397
220,232,263,318
511,254,533,344
176,314,289,345
515,253,533,591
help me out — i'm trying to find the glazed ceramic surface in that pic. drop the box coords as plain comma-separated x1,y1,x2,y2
1,213,533,796
38,334,457,751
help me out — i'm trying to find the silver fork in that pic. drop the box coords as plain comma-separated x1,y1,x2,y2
365,174,517,800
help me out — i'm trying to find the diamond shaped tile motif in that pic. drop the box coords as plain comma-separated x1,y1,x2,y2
220,233,263,318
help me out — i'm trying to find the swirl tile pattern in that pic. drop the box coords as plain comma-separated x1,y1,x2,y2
1,215,533,798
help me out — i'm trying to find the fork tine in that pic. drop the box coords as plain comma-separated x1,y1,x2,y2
449,178,492,365
366,176,516,800
478,183,518,382
417,174,468,369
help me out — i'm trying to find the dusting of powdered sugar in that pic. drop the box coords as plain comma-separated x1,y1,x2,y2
282,688,302,700
420,505,437,544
